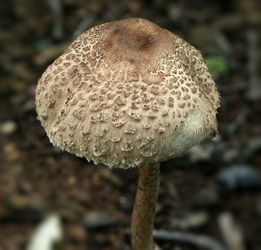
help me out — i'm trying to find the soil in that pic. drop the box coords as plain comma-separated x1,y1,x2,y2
0,0,260,250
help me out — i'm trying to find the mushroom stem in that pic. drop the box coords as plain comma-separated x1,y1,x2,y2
131,163,160,250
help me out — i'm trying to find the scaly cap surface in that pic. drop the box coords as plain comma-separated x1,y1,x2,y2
35,18,220,169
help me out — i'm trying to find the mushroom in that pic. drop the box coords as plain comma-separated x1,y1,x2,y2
35,18,220,250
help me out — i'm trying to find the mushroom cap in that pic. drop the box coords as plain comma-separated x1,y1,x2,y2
35,18,220,169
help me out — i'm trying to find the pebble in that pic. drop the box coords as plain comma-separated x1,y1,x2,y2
83,211,116,229
216,164,261,190
0,120,17,135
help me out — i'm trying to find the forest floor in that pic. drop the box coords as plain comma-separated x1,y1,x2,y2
0,0,260,249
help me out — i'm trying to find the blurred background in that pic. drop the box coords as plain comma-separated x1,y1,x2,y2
0,0,260,249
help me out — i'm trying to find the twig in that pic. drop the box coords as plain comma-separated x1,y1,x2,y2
218,212,245,250
246,30,260,101
48,0,63,39
34,42,69,65
72,14,95,39
153,230,225,250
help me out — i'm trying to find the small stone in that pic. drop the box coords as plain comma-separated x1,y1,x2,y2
83,211,116,229
216,164,261,190
0,120,17,135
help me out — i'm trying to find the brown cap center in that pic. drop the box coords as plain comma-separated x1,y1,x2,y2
101,18,172,70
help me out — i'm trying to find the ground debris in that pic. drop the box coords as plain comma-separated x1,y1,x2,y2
216,164,261,190
218,212,245,250
153,230,224,250
26,215,63,250
0,120,17,135
83,211,116,229
0,0,260,249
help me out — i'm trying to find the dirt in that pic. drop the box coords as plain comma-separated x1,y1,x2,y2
0,0,260,249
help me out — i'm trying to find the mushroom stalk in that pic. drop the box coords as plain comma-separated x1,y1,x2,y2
131,163,160,250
